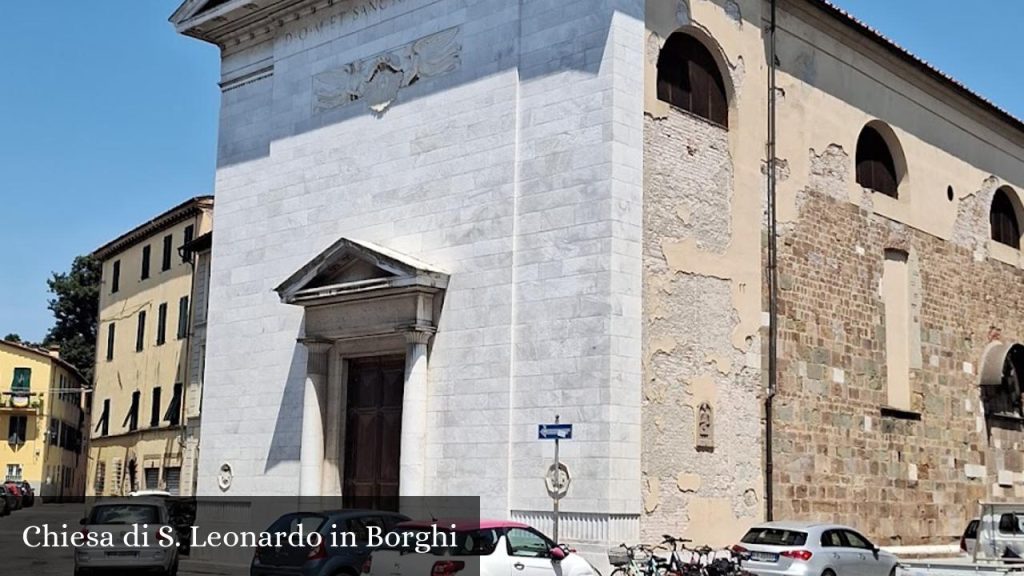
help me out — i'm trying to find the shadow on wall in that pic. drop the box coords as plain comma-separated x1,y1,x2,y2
264,321,307,474
217,1,645,169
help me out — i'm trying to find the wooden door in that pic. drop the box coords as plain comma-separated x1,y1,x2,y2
343,356,404,510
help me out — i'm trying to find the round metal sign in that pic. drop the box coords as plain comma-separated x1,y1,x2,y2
545,462,571,500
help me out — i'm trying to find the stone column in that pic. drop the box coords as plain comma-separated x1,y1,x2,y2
399,331,431,497
300,340,331,497
322,354,344,497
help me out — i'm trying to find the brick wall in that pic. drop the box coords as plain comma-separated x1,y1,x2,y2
773,185,1024,545
641,108,762,546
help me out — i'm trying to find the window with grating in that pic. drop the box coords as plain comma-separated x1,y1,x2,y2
657,33,728,128
856,126,899,197
991,188,1021,249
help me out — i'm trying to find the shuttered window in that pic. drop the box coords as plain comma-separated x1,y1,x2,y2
106,323,115,361
165,383,183,426
164,467,181,496
123,391,140,432
136,311,146,352
95,399,110,436
94,462,106,495
181,225,195,262
162,234,173,271
177,296,190,339
657,33,729,128
991,188,1021,248
141,245,151,280
151,387,162,428
855,126,899,197
157,303,168,346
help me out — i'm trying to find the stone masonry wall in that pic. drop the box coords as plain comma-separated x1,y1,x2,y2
773,160,1024,545
641,108,762,547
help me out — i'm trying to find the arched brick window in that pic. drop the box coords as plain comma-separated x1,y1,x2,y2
856,125,899,197
991,187,1021,248
657,33,728,128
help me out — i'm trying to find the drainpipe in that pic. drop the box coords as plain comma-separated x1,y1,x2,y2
179,227,198,496
765,0,779,522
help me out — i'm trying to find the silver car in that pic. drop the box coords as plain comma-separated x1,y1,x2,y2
734,521,897,576
74,498,179,576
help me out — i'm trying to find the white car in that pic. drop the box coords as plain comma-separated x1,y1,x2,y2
74,498,179,576
733,521,897,576
365,520,600,576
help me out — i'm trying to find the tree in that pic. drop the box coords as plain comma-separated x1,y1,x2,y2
43,255,101,384
3,333,40,347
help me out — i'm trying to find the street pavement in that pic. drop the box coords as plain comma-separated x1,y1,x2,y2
0,503,246,576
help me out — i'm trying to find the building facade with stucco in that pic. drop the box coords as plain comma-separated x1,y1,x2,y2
173,0,1024,555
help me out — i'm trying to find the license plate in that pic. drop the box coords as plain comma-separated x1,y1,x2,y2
749,552,779,562
106,551,138,557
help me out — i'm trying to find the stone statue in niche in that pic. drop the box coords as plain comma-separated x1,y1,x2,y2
313,27,461,114
696,402,714,451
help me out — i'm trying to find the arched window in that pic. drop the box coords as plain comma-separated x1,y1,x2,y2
855,125,899,197
991,187,1021,248
657,33,729,128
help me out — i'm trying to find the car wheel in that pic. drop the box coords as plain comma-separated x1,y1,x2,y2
822,571,836,576
889,568,897,576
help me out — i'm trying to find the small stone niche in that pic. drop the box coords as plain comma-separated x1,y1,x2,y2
696,402,714,452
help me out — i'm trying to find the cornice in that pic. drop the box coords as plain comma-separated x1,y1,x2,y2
786,0,1024,148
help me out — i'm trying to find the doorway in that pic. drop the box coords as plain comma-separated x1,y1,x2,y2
342,355,404,509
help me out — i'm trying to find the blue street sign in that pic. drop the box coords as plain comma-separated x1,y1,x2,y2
538,424,573,440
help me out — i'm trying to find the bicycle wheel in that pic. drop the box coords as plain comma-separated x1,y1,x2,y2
610,568,632,576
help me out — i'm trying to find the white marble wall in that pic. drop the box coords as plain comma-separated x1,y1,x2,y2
198,0,644,532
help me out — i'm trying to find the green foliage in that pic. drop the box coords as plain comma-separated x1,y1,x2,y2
43,255,101,384
3,333,40,347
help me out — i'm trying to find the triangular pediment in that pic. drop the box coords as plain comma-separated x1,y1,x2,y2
275,238,448,306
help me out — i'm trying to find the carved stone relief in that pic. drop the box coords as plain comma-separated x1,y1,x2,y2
313,27,461,115
696,401,714,451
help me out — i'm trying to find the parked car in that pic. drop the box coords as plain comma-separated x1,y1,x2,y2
365,519,601,576
960,518,980,556
74,498,179,576
251,509,410,576
733,521,897,576
0,486,10,516
16,481,34,507
4,482,23,511
129,489,172,498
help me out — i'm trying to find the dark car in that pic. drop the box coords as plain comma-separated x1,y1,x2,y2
250,510,410,576
0,486,10,516
3,483,23,511
17,481,34,507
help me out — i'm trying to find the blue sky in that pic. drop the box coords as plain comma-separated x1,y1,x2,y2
1,1,1022,343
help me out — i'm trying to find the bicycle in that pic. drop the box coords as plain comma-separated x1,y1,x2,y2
659,536,754,576
609,543,670,576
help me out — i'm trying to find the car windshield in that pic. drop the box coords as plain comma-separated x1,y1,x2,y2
741,528,808,546
266,513,326,538
89,504,161,525
966,520,979,539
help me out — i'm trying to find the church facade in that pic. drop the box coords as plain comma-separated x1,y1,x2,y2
173,0,1024,553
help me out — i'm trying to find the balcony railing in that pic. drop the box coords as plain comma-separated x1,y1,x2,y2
0,392,42,412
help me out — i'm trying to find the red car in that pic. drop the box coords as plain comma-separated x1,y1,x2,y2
3,482,23,510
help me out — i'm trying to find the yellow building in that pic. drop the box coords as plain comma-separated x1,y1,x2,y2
0,340,88,500
87,196,213,496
